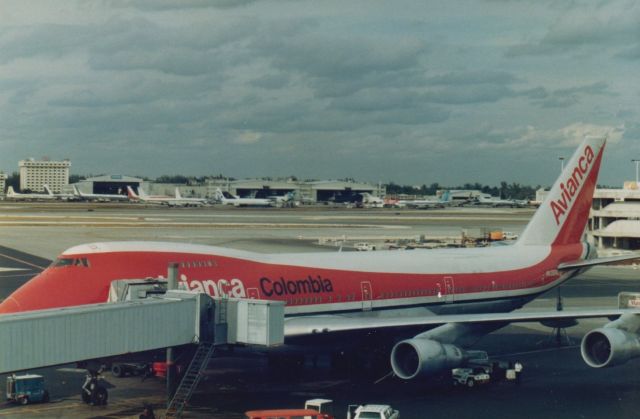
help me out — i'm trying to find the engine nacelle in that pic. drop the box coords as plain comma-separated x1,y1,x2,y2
390,338,466,380
581,327,640,368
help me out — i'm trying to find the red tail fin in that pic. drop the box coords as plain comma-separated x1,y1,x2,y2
518,137,606,246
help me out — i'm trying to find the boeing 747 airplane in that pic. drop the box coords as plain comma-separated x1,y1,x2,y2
2,137,639,380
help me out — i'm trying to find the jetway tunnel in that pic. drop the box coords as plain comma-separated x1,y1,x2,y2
0,285,284,375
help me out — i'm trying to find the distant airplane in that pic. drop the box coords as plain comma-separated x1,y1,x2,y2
473,194,528,208
127,186,205,207
174,188,208,207
268,191,298,207
214,188,273,207
6,185,56,201
359,192,384,208
72,185,129,202
4,136,640,381
43,185,76,201
397,190,451,209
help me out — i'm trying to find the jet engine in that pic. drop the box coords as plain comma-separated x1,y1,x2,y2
581,313,640,368
390,338,467,380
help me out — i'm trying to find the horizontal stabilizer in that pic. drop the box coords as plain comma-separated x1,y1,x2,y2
558,254,640,271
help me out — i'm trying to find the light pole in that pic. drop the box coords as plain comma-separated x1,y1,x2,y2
632,159,640,186
559,157,565,173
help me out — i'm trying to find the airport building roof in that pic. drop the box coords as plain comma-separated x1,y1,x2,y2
231,179,301,190
593,202,640,218
306,180,377,190
592,220,640,238
85,175,144,183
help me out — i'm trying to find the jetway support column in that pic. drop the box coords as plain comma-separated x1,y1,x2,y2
167,262,179,403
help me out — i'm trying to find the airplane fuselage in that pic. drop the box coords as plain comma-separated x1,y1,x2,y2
0,240,588,316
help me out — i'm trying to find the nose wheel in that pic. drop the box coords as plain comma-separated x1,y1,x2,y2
81,369,108,406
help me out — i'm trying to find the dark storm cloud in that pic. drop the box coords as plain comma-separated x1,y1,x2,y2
0,24,88,64
250,73,291,90
105,0,258,10
525,82,614,109
0,0,633,184
616,44,640,60
423,85,515,105
426,71,520,86
506,3,640,57
253,28,430,98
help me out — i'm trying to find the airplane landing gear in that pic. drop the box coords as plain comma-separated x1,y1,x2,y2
81,369,108,406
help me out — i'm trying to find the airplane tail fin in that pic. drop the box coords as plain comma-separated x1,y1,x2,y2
126,186,139,200
175,188,182,199
440,190,450,203
72,185,82,197
43,185,53,195
517,136,606,247
214,188,225,202
7,186,16,196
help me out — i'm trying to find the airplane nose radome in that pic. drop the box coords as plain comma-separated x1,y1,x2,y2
0,297,21,314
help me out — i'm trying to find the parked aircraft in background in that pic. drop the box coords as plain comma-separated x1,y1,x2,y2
3,137,640,383
127,186,205,207
269,191,298,207
396,191,451,209
473,194,528,208
174,188,208,206
42,185,76,201
73,185,129,202
5,185,56,201
214,188,273,207
360,192,384,208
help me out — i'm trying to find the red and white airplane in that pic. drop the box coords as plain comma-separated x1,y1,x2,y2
1,136,639,379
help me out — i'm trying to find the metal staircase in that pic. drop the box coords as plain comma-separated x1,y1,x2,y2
165,342,216,418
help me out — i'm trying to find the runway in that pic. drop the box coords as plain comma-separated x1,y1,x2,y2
0,202,638,418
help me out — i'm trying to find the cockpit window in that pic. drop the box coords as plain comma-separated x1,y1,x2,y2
52,257,90,268
53,258,74,267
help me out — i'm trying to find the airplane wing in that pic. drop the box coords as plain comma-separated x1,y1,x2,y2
558,254,640,271
284,308,635,338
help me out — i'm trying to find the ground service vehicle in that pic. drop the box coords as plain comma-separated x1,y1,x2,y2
6,374,49,405
110,362,150,377
244,409,334,419
305,399,335,415
354,242,376,251
348,404,400,419
452,367,491,387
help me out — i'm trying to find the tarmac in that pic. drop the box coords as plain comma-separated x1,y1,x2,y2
0,201,638,418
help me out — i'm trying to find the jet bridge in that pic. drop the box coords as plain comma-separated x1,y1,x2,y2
0,285,285,374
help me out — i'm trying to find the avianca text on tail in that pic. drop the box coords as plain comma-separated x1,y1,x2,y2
550,143,595,225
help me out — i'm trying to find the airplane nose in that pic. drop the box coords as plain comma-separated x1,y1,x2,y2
0,296,22,314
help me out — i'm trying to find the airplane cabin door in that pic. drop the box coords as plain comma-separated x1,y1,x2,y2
442,276,454,303
361,281,373,311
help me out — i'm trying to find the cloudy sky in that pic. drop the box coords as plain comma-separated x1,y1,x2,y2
0,0,638,187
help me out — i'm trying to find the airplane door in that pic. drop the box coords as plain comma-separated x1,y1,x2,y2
361,281,373,311
442,276,454,303
247,288,260,299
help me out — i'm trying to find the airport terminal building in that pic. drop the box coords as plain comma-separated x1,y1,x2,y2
589,182,640,255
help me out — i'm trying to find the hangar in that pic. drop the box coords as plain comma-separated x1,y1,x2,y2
304,180,381,203
231,179,300,199
205,178,384,203
75,175,143,196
